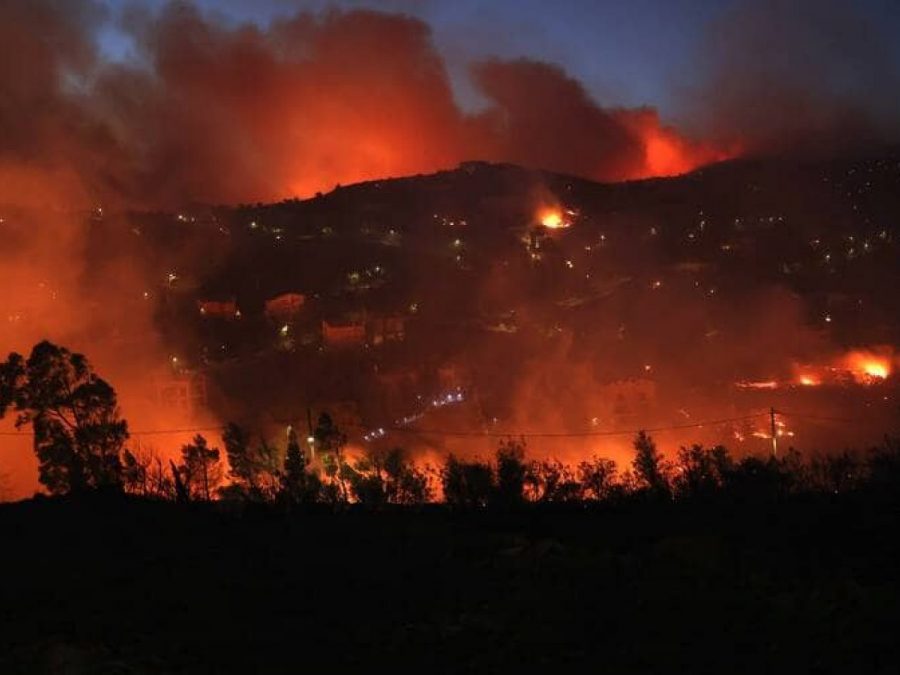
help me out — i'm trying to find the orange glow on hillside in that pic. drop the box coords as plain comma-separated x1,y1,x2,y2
842,350,892,384
623,110,741,179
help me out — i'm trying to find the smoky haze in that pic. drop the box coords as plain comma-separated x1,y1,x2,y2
681,0,900,157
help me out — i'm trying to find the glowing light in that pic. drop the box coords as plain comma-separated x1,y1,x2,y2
865,362,889,379
539,208,569,229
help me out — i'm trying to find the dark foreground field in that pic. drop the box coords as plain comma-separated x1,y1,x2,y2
2,496,898,673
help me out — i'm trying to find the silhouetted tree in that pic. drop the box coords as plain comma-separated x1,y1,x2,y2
280,427,321,504
673,444,732,499
223,422,252,486
121,448,150,496
382,447,430,504
724,454,794,501
121,445,173,499
316,413,350,502
525,459,582,502
221,423,280,500
177,434,223,501
145,453,175,500
314,412,346,455
441,455,493,508
171,460,189,503
865,436,900,493
577,457,618,501
631,430,670,498
807,449,863,494
347,455,387,506
0,341,128,495
348,447,431,505
494,439,527,507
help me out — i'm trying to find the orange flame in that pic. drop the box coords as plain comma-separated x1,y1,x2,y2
622,110,741,179
538,208,569,229
841,350,892,384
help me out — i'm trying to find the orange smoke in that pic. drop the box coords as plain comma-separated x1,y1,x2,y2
0,2,743,211
624,110,741,178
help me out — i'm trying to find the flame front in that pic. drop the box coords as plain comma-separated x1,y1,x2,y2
843,351,891,383
538,208,570,229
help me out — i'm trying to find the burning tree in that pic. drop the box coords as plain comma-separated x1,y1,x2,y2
631,430,671,498
494,439,528,507
0,341,129,495
347,447,431,506
315,412,351,502
280,427,321,504
221,423,281,500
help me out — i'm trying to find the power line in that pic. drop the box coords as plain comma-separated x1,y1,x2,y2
776,409,893,425
0,414,768,440
357,413,769,439
0,425,227,438
6,408,888,441
131,426,228,436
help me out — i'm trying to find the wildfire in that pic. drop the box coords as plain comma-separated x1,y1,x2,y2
539,208,569,230
843,351,891,384
622,109,741,179
798,374,821,387
789,348,893,388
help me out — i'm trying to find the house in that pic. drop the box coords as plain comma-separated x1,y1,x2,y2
322,319,366,348
265,293,305,322
154,372,208,417
596,378,656,425
197,299,239,319
369,315,406,345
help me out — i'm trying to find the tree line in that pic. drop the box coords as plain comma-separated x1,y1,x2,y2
3,341,900,506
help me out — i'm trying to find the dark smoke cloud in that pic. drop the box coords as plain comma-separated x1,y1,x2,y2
682,0,900,156
469,59,646,181
3,0,899,210
0,0,724,209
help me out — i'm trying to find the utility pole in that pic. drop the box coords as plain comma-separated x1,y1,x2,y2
770,407,778,458
306,406,316,461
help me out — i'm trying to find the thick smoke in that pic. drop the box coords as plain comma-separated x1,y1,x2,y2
0,0,729,210
3,0,899,210
683,0,900,156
